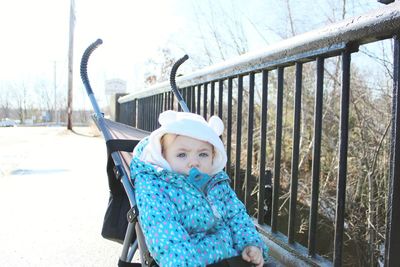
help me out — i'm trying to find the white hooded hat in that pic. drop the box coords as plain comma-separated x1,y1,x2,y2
140,110,227,175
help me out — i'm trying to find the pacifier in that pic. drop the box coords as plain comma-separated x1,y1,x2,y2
188,168,211,192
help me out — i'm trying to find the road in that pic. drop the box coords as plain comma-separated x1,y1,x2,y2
0,126,127,267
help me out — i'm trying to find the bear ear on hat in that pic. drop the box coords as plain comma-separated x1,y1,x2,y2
159,110,178,125
208,115,224,136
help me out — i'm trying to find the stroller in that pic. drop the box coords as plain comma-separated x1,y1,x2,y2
80,39,266,267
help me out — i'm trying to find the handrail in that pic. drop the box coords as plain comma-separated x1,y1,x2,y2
119,2,400,104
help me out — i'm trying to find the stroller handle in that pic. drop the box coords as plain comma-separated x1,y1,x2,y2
80,38,103,117
170,54,190,112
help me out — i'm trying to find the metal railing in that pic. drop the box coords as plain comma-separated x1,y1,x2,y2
117,3,400,266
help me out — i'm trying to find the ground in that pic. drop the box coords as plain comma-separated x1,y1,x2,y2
0,126,129,266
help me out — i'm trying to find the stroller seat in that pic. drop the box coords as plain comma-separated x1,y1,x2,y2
100,118,148,245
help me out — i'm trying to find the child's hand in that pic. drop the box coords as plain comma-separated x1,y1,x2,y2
241,246,264,267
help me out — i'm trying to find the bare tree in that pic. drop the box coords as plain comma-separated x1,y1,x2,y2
34,80,54,121
0,85,12,119
144,48,176,84
11,82,29,124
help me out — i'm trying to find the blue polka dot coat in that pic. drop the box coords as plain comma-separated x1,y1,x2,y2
130,138,269,267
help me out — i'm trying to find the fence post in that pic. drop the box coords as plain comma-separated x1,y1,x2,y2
114,93,127,123
385,34,400,267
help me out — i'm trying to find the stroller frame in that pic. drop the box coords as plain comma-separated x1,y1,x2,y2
81,39,148,266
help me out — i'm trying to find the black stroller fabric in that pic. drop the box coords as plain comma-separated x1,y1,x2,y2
102,153,133,243
100,119,149,243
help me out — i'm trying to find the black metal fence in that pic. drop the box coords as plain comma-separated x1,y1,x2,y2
117,3,400,267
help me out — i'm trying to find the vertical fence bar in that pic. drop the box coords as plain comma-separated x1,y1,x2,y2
333,48,351,267
166,92,170,110
154,95,157,130
258,70,269,224
187,87,191,112
145,98,149,130
137,99,141,129
146,97,150,130
155,94,158,129
188,87,191,107
150,96,153,130
218,80,223,119
154,95,158,128
158,94,161,115
288,63,303,243
158,94,163,127
152,95,156,130
136,100,140,129
115,97,122,123
163,92,167,112
132,99,137,127
117,102,122,124
141,98,145,130
152,96,156,130
203,83,208,119
245,73,255,209
191,86,196,113
258,170,267,225
211,81,215,116
271,67,284,233
167,91,169,110
156,94,159,129
143,97,151,131
197,85,201,115
147,97,151,130
140,98,144,130
171,91,175,110
145,98,148,130
153,95,156,129
149,96,153,131
148,97,152,130
157,94,161,128
186,88,190,110
149,97,153,131
144,98,147,130
187,87,192,112
165,92,171,110
386,35,400,267
186,87,190,112
235,75,244,195
226,78,233,177
308,57,324,257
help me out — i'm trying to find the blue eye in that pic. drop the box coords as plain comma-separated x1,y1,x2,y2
199,152,209,158
177,153,186,158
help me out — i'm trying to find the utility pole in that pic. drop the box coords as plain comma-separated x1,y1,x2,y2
54,61,57,124
67,0,75,130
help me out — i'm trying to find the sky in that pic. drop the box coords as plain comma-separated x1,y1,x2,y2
0,0,188,108
0,0,384,110
0,0,186,76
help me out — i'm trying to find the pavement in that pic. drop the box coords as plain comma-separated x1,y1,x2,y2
0,126,126,267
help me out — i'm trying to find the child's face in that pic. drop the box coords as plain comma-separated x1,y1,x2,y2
162,134,214,175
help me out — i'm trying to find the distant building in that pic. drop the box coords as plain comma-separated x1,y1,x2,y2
105,79,127,95
105,79,127,120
